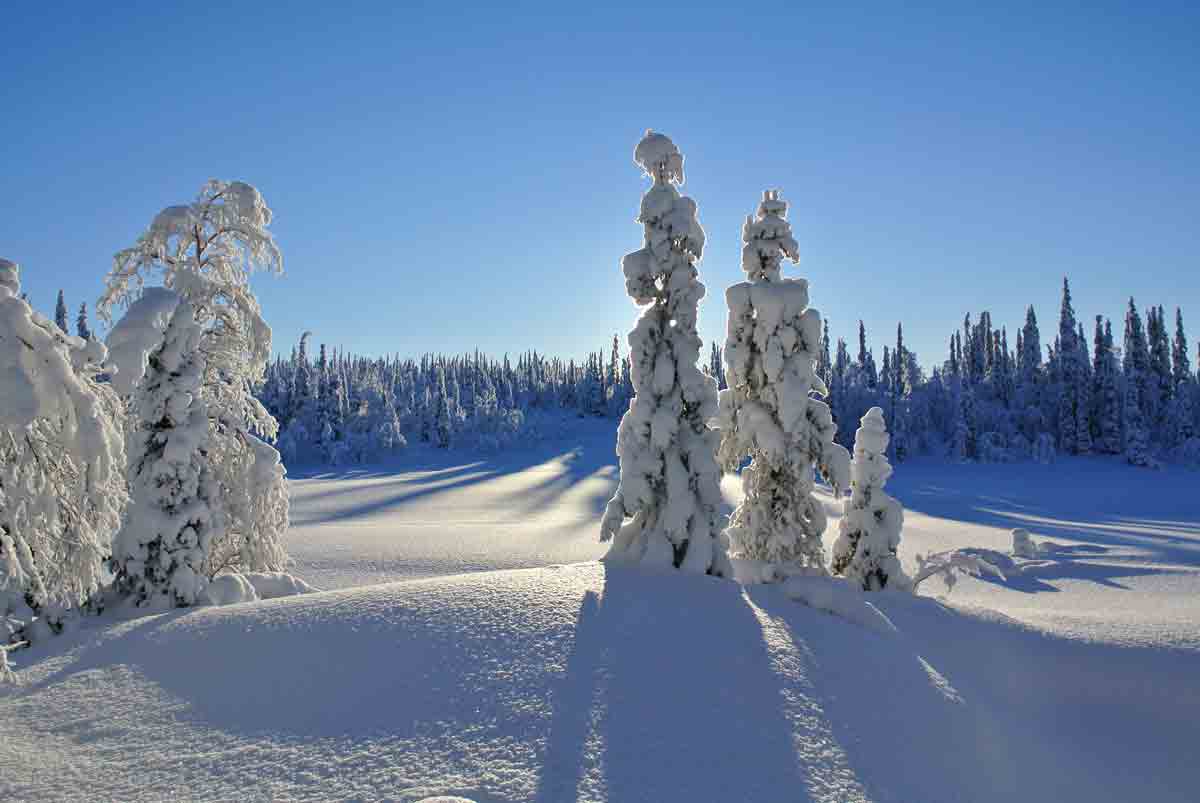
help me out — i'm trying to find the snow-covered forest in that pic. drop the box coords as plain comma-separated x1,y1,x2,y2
3,130,1199,803
241,277,1199,468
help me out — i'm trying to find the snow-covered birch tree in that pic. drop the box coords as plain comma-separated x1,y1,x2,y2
716,190,850,572
831,407,908,590
599,131,730,576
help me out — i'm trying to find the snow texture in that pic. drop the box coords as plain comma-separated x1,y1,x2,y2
600,132,730,576
718,191,850,571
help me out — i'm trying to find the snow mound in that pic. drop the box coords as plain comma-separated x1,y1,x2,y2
4,562,1197,802
242,571,318,599
202,573,260,606
1011,527,1040,559
780,574,899,636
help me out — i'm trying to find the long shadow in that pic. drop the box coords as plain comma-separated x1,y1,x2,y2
950,545,1190,593
534,566,819,802
292,431,618,528
892,458,1200,566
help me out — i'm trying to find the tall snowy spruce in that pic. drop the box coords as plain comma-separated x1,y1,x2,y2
0,260,126,641
1056,278,1089,454
716,190,849,571
1123,301,1152,467
831,407,908,590
100,180,289,603
599,131,730,576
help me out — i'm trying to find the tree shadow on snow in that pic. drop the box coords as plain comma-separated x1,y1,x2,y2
893,459,1200,567
534,567,819,803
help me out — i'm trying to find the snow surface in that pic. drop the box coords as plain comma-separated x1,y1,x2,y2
3,421,1199,801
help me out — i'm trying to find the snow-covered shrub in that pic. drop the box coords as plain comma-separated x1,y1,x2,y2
100,181,290,604
599,131,730,576
1011,528,1040,559
831,407,908,590
717,190,849,572
0,259,126,640
911,549,1004,594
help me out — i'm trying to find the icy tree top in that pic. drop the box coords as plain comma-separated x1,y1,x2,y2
855,407,892,465
0,258,19,296
634,130,685,185
741,190,799,282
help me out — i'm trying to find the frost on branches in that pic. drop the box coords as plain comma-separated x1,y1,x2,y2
716,191,849,572
0,259,126,640
599,131,730,576
830,407,908,590
100,181,290,603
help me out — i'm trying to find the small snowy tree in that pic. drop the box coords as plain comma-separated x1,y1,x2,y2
599,131,730,576
0,260,126,640
831,407,908,590
716,190,849,571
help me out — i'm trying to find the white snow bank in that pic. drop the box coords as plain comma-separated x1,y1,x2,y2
242,571,318,599
780,574,898,635
1012,527,1040,558
202,573,259,606
3,562,1197,803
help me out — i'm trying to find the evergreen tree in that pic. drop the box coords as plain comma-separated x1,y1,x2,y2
76,302,91,340
831,407,907,590
54,289,69,333
1056,277,1086,454
599,132,730,575
1093,316,1121,453
717,190,848,570
112,299,218,608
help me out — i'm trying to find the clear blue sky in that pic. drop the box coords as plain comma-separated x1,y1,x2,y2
4,1,1198,368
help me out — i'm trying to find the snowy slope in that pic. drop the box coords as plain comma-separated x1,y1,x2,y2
3,563,1196,803
4,424,1200,802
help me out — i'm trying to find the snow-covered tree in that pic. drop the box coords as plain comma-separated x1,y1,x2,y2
111,298,219,607
99,180,288,600
54,289,69,333
1,259,126,640
1056,278,1089,454
1093,316,1121,453
599,131,730,576
831,407,907,590
76,302,91,340
717,190,849,571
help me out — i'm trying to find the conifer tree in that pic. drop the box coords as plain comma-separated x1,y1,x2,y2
54,289,69,333
717,190,848,571
832,407,907,590
599,133,730,575
76,302,91,340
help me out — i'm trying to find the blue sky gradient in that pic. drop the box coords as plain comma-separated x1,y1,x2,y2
4,1,1197,366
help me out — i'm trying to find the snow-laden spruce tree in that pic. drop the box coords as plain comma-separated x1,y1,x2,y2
599,131,730,576
0,259,126,640
716,190,850,571
112,298,218,608
99,181,289,602
831,407,908,590
54,289,69,333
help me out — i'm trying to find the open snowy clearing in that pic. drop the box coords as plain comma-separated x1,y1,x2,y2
3,422,1199,802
